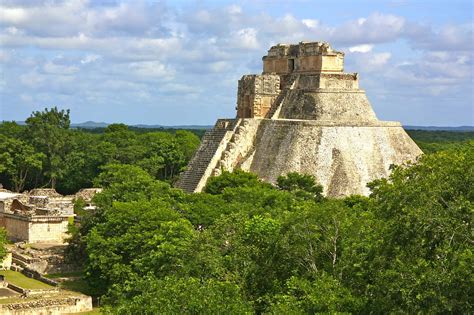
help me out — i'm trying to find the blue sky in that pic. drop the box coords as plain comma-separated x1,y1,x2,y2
0,0,473,126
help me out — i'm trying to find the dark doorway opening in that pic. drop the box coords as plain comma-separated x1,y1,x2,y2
288,59,295,72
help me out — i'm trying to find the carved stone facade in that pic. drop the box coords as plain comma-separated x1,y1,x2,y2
236,74,280,118
176,41,422,197
263,42,344,74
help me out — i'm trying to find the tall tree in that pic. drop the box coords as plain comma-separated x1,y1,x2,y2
0,135,44,192
25,107,70,189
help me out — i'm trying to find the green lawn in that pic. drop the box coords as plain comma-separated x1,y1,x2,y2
60,278,101,297
45,271,84,279
0,270,53,290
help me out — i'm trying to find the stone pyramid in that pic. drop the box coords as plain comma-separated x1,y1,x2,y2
176,41,422,197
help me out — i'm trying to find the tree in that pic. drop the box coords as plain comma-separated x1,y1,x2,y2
0,135,44,192
0,228,8,261
366,142,473,313
84,199,194,295
277,172,324,201
204,169,269,194
25,107,71,189
269,274,363,313
107,277,252,314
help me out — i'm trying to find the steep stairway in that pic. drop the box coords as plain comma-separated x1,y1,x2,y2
175,119,239,193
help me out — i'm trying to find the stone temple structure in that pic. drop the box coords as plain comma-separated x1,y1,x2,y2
176,41,422,197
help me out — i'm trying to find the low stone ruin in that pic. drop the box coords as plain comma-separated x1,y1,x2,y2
0,188,102,244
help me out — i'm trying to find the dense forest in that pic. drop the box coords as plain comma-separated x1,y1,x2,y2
0,108,201,194
1,108,473,313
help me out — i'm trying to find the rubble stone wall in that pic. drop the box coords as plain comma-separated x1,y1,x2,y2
0,295,93,314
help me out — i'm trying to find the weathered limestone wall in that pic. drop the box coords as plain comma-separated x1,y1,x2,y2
27,218,69,243
0,295,92,315
262,42,345,74
3,216,29,241
297,73,359,90
278,90,378,122
2,214,70,243
296,54,344,73
237,74,280,118
213,119,262,174
235,120,421,197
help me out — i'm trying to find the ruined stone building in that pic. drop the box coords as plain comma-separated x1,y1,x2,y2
0,188,101,243
176,42,422,197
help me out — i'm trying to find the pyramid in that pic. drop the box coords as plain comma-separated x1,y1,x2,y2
176,42,422,197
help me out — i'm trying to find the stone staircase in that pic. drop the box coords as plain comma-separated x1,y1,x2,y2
175,119,239,193
265,74,299,119
211,120,247,176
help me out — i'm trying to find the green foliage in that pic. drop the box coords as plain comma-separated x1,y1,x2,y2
0,109,200,194
277,172,324,201
204,169,270,194
366,142,474,313
25,107,71,188
85,199,193,295
0,228,8,260
106,277,253,314
0,135,44,191
269,274,364,314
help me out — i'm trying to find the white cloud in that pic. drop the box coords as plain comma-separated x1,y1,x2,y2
43,62,79,75
302,19,318,29
227,5,242,15
80,54,101,64
209,61,232,73
0,6,28,24
231,28,259,50
349,44,374,53
127,61,174,80
371,52,392,66
0,50,10,63
352,51,392,73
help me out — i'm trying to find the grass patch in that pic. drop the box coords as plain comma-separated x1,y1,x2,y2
0,270,53,290
60,278,101,297
45,271,84,279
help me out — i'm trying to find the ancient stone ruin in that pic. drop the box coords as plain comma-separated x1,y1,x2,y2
0,188,101,243
176,41,422,197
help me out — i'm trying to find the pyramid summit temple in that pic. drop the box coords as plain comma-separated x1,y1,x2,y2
176,41,422,197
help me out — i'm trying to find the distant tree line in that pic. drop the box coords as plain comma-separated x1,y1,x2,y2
407,129,474,153
0,107,200,194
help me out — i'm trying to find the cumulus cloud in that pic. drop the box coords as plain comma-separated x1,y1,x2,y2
349,44,374,53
